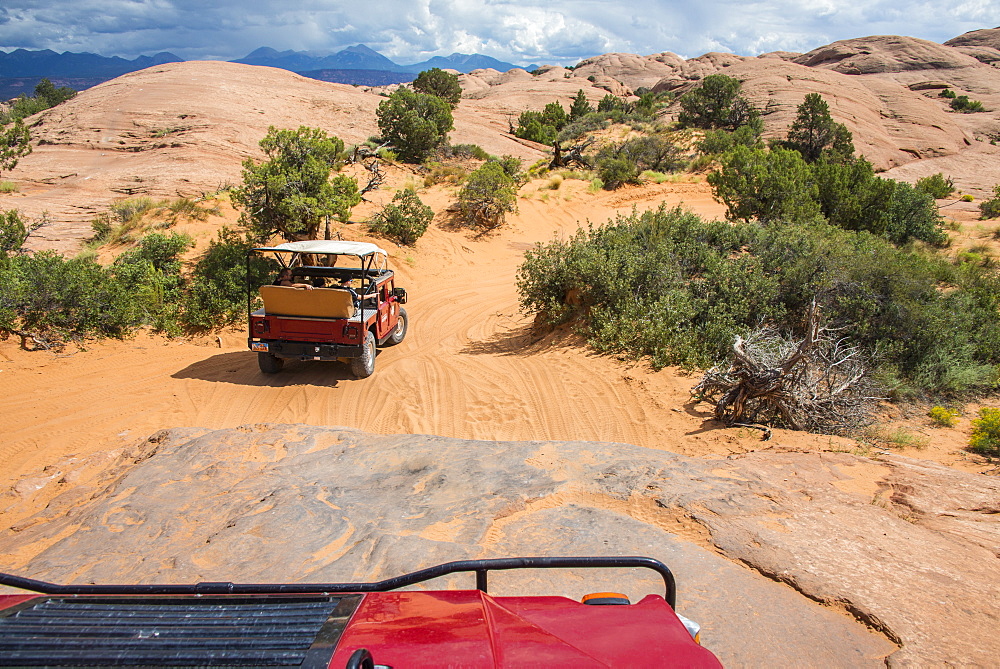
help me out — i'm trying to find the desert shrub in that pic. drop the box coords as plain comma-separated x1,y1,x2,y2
618,135,684,172
0,251,141,342
110,197,158,225
915,173,955,199
0,181,16,193
928,406,960,426
0,209,34,254
980,185,1000,219
677,74,760,132
443,143,490,160
969,407,1000,455
597,94,626,113
962,193,975,202
597,157,641,190
708,146,822,223
862,426,929,449
939,88,957,99
950,96,985,113
89,197,176,246
457,161,518,229
595,135,683,190
696,125,764,155
557,112,611,142
111,232,192,334
376,88,454,163
516,205,1000,395
423,163,468,186
412,68,462,108
167,197,220,221
490,155,525,184
182,227,279,329
0,119,32,177
368,188,433,245
710,147,946,245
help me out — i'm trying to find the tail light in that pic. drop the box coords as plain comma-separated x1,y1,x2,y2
343,325,360,340
582,592,630,606
253,319,269,335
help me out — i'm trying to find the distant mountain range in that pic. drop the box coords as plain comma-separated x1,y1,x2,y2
232,44,533,74
0,45,537,99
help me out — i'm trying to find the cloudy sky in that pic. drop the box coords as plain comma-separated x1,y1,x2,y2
0,0,996,66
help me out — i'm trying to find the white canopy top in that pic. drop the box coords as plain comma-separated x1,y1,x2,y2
254,240,389,258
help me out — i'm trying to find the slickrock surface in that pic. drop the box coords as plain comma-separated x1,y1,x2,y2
3,425,998,665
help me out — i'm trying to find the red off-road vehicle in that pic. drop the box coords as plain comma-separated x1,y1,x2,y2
0,556,722,667
248,241,407,378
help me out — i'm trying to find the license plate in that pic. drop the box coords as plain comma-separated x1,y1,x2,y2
251,342,269,352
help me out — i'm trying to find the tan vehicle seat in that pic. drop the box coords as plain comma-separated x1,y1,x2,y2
259,285,356,319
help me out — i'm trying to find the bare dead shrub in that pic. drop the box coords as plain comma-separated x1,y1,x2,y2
693,306,883,435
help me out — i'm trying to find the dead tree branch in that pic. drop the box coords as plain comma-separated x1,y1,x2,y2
549,139,593,170
348,143,388,200
693,305,882,435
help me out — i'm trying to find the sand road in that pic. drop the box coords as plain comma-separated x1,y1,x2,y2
0,180,755,513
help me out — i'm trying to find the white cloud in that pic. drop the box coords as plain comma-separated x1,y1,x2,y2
0,0,995,64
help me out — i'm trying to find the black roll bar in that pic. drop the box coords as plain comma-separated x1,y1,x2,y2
0,556,677,609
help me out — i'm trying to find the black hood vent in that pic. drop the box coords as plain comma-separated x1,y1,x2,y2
0,594,361,667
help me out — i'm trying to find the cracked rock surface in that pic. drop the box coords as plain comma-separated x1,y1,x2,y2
3,425,998,665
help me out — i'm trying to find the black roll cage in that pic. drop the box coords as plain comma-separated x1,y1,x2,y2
0,556,677,609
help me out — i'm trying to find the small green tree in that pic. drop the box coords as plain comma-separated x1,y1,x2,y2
950,96,985,113
232,126,359,242
783,93,854,162
0,79,76,125
597,94,625,113
677,74,760,131
980,184,1000,219
182,227,279,329
376,88,454,163
697,125,764,155
32,78,76,107
915,173,955,199
708,146,821,223
569,90,592,120
458,161,518,228
112,232,193,333
0,119,32,176
368,188,433,245
812,158,946,245
0,210,33,254
514,102,569,146
412,68,462,108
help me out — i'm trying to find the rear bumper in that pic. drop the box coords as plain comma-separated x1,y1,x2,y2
249,340,363,360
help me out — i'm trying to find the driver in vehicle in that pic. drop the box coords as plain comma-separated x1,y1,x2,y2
273,268,314,290
336,276,360,305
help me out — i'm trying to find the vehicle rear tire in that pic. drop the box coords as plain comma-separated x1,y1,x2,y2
386,307,407,346
258,351,284,374
351,330,376,378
